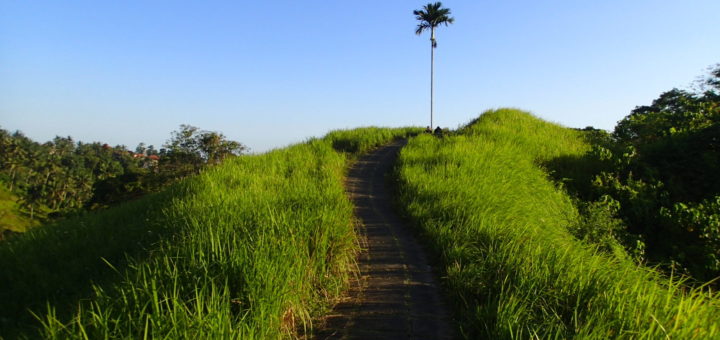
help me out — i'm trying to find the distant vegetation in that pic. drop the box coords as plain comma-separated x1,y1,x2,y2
0,127,418,338
395,107,719,338
0,124,245,236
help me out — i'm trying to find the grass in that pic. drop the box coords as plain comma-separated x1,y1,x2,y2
0,182,39,234
0,126,419,339
395,109,720,338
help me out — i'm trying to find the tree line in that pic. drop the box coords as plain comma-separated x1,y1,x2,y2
551,64,720,283
0,124,245,232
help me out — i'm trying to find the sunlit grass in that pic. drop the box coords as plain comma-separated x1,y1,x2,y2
0,126,419,339
0,182,41,233
395,109,720,338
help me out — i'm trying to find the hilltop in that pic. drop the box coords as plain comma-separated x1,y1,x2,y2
396,108,720,338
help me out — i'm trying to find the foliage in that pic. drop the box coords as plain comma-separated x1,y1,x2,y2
613,65,719,203
413,2,454,47
414,1,454,129
159,124,246,179
0,125,246,233
395,108,720,338
0,130,136,220
0,127,416,338
547,65,720,282
660,197,720,275
570,197,636,260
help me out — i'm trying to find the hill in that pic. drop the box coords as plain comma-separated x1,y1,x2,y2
395,109,720,338
0,127,419,339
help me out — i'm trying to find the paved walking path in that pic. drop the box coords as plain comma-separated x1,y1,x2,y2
314,139,453,339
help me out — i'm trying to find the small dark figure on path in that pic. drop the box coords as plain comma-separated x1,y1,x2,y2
434,126,443,136
425,126,432,133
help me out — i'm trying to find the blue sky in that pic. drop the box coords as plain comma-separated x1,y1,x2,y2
1,1,719,153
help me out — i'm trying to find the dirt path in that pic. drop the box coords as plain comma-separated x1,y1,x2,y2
314,139,453,339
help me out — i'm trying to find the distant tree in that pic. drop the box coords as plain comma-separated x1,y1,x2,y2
161,124,246,177
414,2,454,129
146,145,158,156
135,142,147,155
0,130,28,191
710,65,720,90
162,125,204,177
198,131,246,165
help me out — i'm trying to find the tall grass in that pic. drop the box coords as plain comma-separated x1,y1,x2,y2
395,109,720,338
324,127,420,154
0,126,418,339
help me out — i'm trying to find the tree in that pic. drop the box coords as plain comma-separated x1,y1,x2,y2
414,2,454,129
161,124,247,177
197,131,246,165
578,65,720,281
0,130,28,191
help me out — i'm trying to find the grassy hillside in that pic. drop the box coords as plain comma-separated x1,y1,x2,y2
0,127,419,339
0,182,36,235
395,109,720,338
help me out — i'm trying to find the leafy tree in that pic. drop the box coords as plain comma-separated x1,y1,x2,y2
613,67,720,203
553,65,720,282
160,124,247,179
614,89,719,148
414,2,454,129
198,131,246,165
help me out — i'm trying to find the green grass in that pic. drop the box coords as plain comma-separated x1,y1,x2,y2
395,109,720,338
0,182,39,234
0,126,419,339
324,126,421,154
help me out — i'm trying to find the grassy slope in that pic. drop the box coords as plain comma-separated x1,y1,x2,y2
0,127,419,339
396,109,719,339
0,182,39,233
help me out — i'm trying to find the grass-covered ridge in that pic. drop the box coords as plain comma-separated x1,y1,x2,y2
0,126,419,339
395,109,720,338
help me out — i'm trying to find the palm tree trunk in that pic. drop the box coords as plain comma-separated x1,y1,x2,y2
430,27,435,129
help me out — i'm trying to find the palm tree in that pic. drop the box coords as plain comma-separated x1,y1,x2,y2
414,2,454,130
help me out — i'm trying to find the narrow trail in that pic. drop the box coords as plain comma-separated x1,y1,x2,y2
314,139,453,339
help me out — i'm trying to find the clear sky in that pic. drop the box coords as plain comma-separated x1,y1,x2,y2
2,1,719,153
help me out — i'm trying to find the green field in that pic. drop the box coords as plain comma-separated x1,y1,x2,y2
0,127,418,339
395,109,720,338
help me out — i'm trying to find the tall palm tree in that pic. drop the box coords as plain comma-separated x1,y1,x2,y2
414,2,454,130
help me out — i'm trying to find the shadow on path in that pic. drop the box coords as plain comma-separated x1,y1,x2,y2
314,140,453,339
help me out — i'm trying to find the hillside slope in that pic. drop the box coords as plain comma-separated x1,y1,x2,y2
0,127,418,339
396,109,720,338
0,182,38,235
